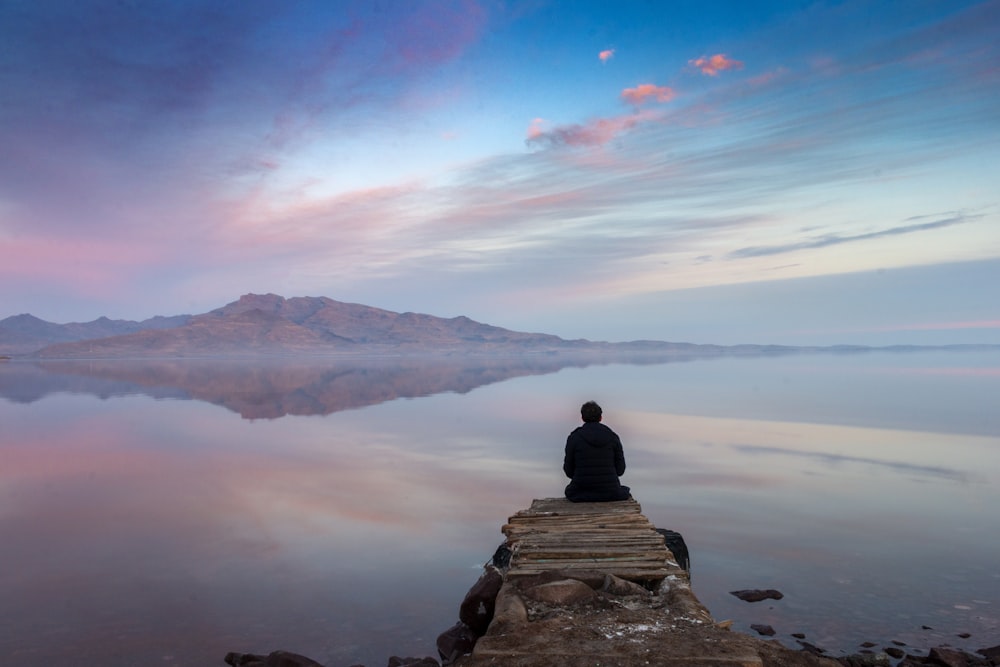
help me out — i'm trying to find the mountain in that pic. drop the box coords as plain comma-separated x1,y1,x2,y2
0,312,191,355
4,293,998,360
7,293,643,358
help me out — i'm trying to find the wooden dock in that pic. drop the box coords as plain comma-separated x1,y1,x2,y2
502,497,677,584
453,498,791,667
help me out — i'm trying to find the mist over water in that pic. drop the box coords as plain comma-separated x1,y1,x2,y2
2,349,998,666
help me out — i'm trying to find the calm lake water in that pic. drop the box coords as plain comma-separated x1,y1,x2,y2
2,349,999,666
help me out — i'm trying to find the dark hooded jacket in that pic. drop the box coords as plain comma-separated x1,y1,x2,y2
563,421,630,502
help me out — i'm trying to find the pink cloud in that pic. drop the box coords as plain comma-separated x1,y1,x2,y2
526,117,546,140
746,67,789,87
621,83,676,106
0,236,165,294
690,53,744,76
599,49,615,62
392,0,487,66
525,110,659,148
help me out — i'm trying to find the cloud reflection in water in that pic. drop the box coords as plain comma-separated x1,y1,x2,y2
1,351,998,664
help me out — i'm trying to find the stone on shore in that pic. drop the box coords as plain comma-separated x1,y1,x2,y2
224,650,325,667
750,623,776,636
387,657,441,667
436,622,476,664
730,588,785,602
458,565,503,635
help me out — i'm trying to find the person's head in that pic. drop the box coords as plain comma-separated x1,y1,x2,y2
580,400,602,423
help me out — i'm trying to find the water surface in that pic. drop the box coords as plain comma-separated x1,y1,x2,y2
2,350,998,665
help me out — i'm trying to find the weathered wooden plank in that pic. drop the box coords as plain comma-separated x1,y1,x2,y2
510,508,647,517
513,528,660,533
511,507,644,516
509,527,653,532
522,497,641,512
507,536,660,544
505,521,652,531
506,566,672,580
510,521,650,529
514,536,661,544
500,497,679,584
510,542,666,551
516,540,666,549
514,553,667,563
515,549,668,558
506,524,652,533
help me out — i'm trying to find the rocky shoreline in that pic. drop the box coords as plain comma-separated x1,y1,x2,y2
223,548,999,667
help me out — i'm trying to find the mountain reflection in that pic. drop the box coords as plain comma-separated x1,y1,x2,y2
1,354,679,419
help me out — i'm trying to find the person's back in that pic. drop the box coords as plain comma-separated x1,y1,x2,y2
563,401,631,502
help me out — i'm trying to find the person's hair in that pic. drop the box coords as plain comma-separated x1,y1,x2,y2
580,400,602,423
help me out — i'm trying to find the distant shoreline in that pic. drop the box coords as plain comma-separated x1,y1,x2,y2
4,293,998,361
2,343,1000,362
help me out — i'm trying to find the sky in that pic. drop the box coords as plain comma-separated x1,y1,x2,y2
1,0,998,346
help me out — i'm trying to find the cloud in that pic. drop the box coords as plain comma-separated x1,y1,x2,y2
599,49,615,62
689,53,744,76
621,83,676,106
391,0,487,67
732,444,969,482
526,117,546,140
728,212,982,259
525,111,659,148
3,0,999,329
746,67,789,87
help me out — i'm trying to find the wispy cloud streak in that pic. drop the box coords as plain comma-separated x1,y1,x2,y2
0,1,998,334
524,111,659,148
729,213,981,259
732,444,970,482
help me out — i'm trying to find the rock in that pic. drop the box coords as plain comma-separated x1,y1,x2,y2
490,543,512,569
601,573,650,597
656,528,691,571
489,583,528,630
751,624,776,636
458,566,503,635
958,633,972,639
436,622,476,664
978,645,1000,663
797,640,826,655
730,588,784,602
518,568,605,589
523,578,597,606
885,647,905,659
792,633,807,639
224,651,325,667
929,646,987,667
838,653,891,666
860,642,878,648
387,657,439,667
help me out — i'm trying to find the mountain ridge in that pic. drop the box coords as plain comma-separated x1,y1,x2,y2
3,293,997,359
0,293,623,358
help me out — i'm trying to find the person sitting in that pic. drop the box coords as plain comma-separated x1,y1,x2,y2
563,400,631,502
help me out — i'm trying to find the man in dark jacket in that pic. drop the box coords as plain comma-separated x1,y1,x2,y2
563,401,631,502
